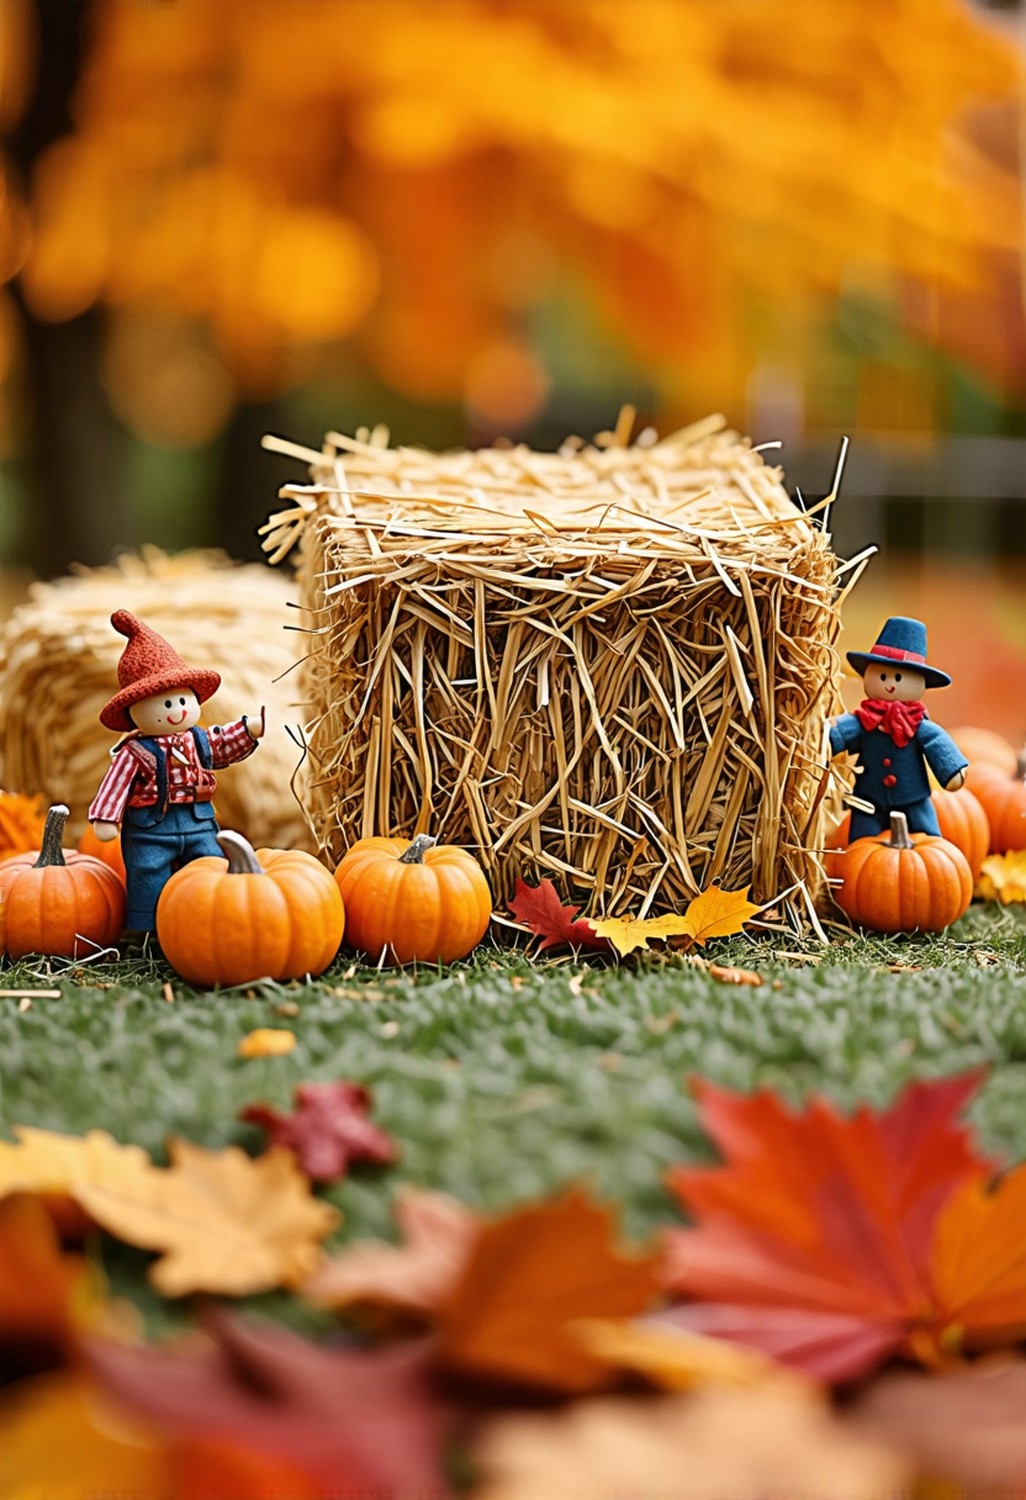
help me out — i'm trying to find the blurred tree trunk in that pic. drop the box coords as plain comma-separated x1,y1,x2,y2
216,398,292,565
8,0,125,576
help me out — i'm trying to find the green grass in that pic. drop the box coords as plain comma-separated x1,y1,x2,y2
2,906,1026,1327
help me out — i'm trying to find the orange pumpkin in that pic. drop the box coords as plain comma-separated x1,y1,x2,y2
833,811,972,933
0,804,126,959
335,834,492,965
949,726,1023,780
77,822,127,883
156,831,344,986
930,787,990,879
0,791,47,858
824,786,990,883
966,763,1026,854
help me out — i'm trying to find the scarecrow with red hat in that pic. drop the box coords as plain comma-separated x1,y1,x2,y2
88,610,265,933
829,615,967,841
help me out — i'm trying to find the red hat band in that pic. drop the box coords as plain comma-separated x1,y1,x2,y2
868,643,926,665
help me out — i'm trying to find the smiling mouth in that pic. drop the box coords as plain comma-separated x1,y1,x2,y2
168,710,187,724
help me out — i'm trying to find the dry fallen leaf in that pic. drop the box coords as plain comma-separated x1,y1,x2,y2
0,1194,101,1380
570,1317,787,1392
976,850,1026,904
0,1372,176,1500
589,912,697,957
681,885,763,946
472,1386,908,1500
591,885,761,957
0,1125,154,1237
850,1359,1026,1497
88,1308,451,1500
437,1188,661,1393
706,963,764,987
507,878,611,954
661,1071,995,1381
304,1187,478,1331
77,1141,339,1298
0,1368,321,1499
238,1028,297,1059
241,1080,399,1185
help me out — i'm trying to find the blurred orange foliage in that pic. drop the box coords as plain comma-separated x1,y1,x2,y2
0,0,1021,436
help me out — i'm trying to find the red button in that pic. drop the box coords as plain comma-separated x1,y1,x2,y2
883,774,897,788
882,758,892,767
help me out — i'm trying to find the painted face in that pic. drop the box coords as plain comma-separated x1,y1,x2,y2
129,688,202,736
862,664,926,704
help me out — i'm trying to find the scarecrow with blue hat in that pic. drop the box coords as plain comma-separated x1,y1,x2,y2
829,616,967,841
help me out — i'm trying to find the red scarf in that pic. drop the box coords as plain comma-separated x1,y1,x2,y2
855,698,926,748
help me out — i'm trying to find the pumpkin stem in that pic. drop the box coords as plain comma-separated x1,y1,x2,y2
398,834,438,864
33,804,69,868
217,830,265,875
887,811,914,850
1016,749,1026,781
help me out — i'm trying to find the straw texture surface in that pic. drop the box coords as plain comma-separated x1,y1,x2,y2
263,416,853,920
0,549,311,849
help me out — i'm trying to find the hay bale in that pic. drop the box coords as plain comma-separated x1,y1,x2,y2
262,414,858,920
0,549,312,850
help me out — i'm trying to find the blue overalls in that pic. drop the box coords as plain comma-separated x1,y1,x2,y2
121,728,223,930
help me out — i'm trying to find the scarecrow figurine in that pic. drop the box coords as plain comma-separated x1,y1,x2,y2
829,616,967,841
88,610,264,932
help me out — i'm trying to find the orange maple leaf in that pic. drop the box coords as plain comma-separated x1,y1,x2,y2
436,1188,661,1393
661,1071,1005,1381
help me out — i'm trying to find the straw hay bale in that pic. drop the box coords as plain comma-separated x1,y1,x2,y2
263,415,857,921
0,549,311,850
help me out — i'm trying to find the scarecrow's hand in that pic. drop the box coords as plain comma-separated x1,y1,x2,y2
245,707,266,740
945,769,967,792
91,820,120,843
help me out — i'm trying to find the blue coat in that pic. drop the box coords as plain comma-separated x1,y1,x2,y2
829,713,967,813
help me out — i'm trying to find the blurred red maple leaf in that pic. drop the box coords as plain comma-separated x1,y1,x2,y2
88,1308,450,1499
240,1081,398,1185
508,879,610,954
659,1070,1026,1382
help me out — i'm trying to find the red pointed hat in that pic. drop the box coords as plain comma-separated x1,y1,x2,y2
99,611,221,731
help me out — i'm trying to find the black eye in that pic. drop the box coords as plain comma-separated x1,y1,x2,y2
894,672,902,683
179,697,186,705
164,699,172,708
879,673,888,682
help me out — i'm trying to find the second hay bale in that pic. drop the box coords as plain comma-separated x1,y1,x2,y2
0,549,311,850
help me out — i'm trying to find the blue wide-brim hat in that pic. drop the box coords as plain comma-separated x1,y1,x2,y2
846,615,951,689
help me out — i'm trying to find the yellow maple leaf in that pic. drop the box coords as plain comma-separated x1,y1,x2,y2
682,885,762,947
76,1141,339,1298
588,913,697,957
0,1127,153,1212
589,886,761,958
976,851,1026,905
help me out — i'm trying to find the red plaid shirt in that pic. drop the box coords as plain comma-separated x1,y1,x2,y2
88,720,257,824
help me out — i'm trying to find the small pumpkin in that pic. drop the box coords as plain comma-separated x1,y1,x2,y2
156,831,344,986
966,762,1026,855
0,790,47,858
949,726,1025,780
0,803,126,959
824,786,990,883
77,822,127,883
833,811,972,934
335,833,492,965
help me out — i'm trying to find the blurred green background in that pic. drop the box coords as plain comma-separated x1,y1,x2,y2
0,0,1024,728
